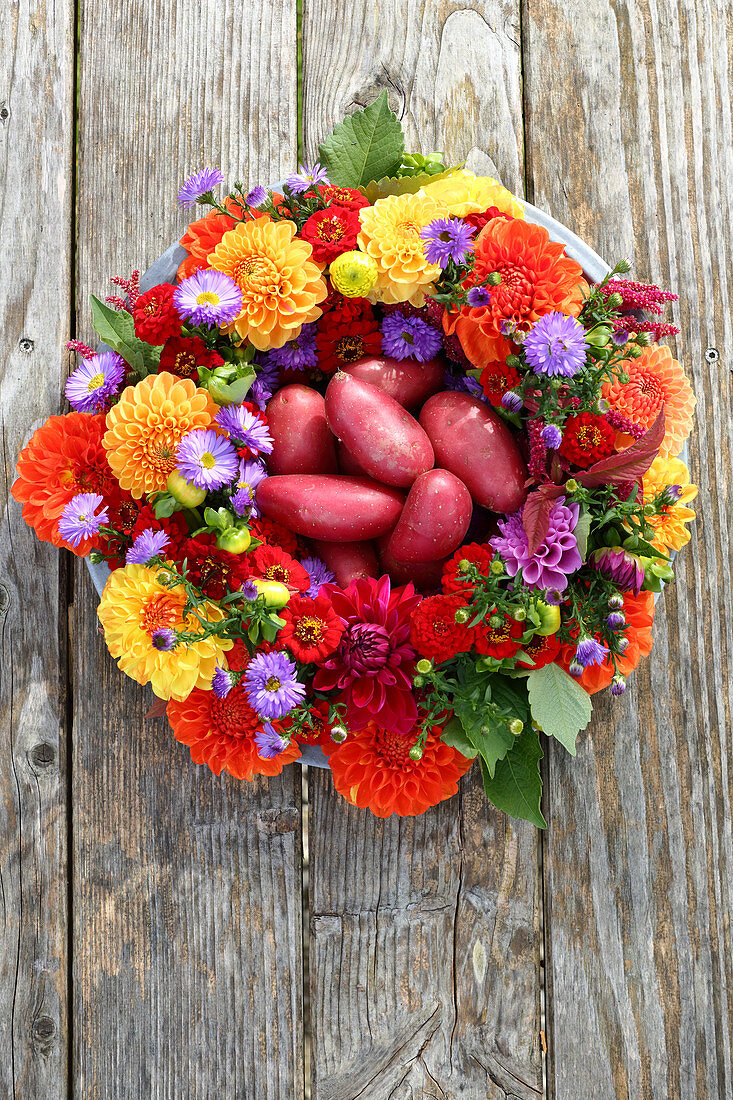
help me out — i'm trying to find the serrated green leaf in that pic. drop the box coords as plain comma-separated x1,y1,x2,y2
441,716,479,758
480,727,546,828
362,166,461,204
152,493,177,519
527,662,592,756
490,675,530,726
574,508,591,562
318,91,404,189
90,295,162,378
470,717,515,778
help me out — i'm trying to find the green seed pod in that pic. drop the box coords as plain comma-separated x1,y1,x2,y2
409,743,424,761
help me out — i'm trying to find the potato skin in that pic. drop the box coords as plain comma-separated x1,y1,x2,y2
256,475,404,541
387,468,472,562
325,373,434,487
377,537,446,592
419,392,527,513
336,440,369,477
343,356,445,408
310,539,379,587
266,385,338,475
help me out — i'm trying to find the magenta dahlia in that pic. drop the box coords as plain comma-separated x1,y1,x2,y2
313,576,422,736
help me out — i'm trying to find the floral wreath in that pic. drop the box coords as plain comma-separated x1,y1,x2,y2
14,94,696,825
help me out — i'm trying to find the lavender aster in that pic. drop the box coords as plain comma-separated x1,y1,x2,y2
611,676,627,696
244,651,306,719
420,217,475,267
523,312,588,377
174,269,243,327
286,162,329,194
66,352,125,413
176,428,239,490
212,665,235,699
57,493,108,549
300,555,336,598
467,286,492,309
255,723,289,759
490,496,582,593
443,369,486,401
541,424,563,449
268,323,318,371
501,391,523,412
232,459,267,517
151,629,177,652
126,528,171,565
575,636,610,668
250,359,279,410
215,404,274,455
176,168,225,209
245,185,267,208
240,579,260,601
381,313,443,362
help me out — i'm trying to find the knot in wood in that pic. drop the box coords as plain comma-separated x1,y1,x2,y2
32,1015,57,1052
30,742,56,769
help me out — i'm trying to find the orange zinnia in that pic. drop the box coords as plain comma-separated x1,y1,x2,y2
12,412,119,554
103,372,219,498
557,590,655,694
445,218,588,367
602,343,695,457
177,195,248,280
322,719,473,818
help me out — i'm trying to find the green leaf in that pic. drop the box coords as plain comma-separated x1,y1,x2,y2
362,166,461,204
527,662,593,756
318,91,404,188
480,728,546,828
90,295,162,378
470,716,515,778
574,509,591,562
152,492,178,519
441,716,479,758
490,675,530,726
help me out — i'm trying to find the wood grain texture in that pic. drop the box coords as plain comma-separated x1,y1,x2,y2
523,2,733,1096
73,2,304,1096
0,1,74,1096
302,5,543,1096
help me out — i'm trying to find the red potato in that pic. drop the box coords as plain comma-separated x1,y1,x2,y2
325,372,434,487
387,469,472,562
419,392,527,513
336,440,369,477
256,475,404,541
343,356,445,408
266,385,338,475
311,539,379,587
377,537,447,591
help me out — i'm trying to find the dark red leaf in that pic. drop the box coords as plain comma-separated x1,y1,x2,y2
522,484,564,555
145,695,168,719
577,409,666,488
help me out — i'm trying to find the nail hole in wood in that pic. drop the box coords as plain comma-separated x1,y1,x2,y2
0,104,9,122
19,337,34,353
704,347,719,364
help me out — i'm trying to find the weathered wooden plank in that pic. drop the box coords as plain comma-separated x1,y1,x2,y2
302,5,543,1096
73,3,304,1096
523,2,733,1096
0,2,74,1096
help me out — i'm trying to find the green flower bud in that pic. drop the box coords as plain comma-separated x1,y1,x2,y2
585,324,613,348
606,292,624,309
88,550,104,565
409,743,424,761
511,608,527,622
412,675,425,688
505,354,522,371
565,478,579,493
489,615,503,630
416,658,433,674
635,330,654,346
458,559,471,574
626,345,643,359
330,726,348,744
454,608,471,624
486,271,502,286
509,719,524,736
615,259,631,274
490,559,504,576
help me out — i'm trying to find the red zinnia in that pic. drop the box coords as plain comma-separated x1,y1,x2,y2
301,207,360,263
322,717,473,818
283,699,335,749
249,516,300,558
133,283,181,345
104,502,189,569
463,206,514,235
410,594,479,664
176,534,251,601
252,545,310,592
316,304,382,373
559,412,616,468
516,631,561,669
317,184,370,213
158,335,223,382
479,361,522,406
277,594,345,663
474,614,523,659
442,543,495,597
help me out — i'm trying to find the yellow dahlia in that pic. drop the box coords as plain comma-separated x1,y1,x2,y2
97,564,232,701
640,454,698,554
208,218,327,350
422,169,525,220
103,372,219,499
357,190,449,306
602,344,696,457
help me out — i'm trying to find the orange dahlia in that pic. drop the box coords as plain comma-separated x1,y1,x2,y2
640,454,698,554
208,218,327,350
12,412,119,553
357,190,449,306
177,195,249,280
98,563,232,700
103,372,219,498
422,169,525,220
602,344,695,457
322,719,473,818
557,590,655,695
445,218,588,367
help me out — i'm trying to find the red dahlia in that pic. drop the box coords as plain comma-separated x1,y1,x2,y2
252,545,310,592
559,412,616,468
277,594,345,663
133,283,181,344
479,361,522,406
410,594,479,664
442,543,495,597
300,207,361,263
158,335,223,382
474,614,523,659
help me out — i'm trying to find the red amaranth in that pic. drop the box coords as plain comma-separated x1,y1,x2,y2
600,279,678,315
66,339,96,360
107,270,141,313
606,409,645,439
612,317,680,340
528,417,549,481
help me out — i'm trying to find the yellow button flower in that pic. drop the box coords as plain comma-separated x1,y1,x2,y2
422,169,525,220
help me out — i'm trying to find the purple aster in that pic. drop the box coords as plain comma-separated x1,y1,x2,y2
575,636,609,668
66,352,125,413
268,323,318,370
57,492,108,549
541,424,563,449
443,369,486,401
244,651,306,719
255,722,289,759
241,579,259,601
285,162,330,194
174,269,243,327
611,676,627,696
126,527,171,565
245,185,267,207
589,547,644,596
467,286,492,308
177,167,225,209
300,555,336,599
215,404,274,455
232,459,267,517
568,660,584,678
250,358,279,410
605,611,626,629
523,312,588,377
381,313,443,362
501,390,523,412
420,217,475,267
151,629,177,652
176,428,239,490
212,665,235,699
490,496,582,593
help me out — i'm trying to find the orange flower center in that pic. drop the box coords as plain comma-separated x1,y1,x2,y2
210,690,256,739
140,593,182,636
173,351,197,377
375,729,413,768
234,255,279,295
294,616,326,644
144,435,179,474
576,425,602,448
335,336,365,362
264,563,289,583
493,263,533,316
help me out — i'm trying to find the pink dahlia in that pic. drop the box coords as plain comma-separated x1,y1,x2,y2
490,496,582,593
313,576,422,736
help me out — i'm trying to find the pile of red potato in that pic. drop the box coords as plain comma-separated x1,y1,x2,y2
256,357,529,592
